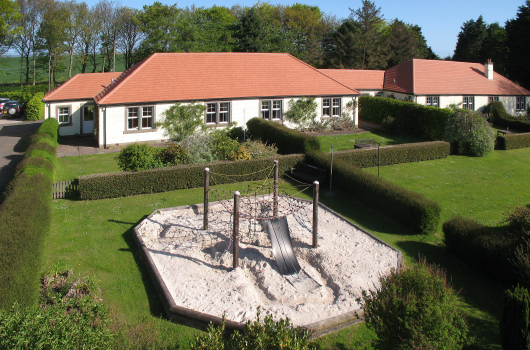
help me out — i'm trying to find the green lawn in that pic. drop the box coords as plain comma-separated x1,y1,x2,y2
48,147,518,348
55,153,121,181
317,131,426,152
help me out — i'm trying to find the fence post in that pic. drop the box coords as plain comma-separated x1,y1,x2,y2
204,167,209,230
313,181,319,248
273,160,278,218
233,191,240,269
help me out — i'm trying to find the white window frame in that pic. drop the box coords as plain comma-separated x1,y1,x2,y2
126,106,155,132
206,102,230,125
463,96,475,110
323,97,341,117
426,96,439,107
516,96,526,111
57,106,71,125
489,96,499,103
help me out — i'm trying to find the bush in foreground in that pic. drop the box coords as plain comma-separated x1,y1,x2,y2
500,285,530,350
359,259,469,350
191,308,312,350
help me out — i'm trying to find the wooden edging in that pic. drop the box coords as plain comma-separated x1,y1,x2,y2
133,197,404,338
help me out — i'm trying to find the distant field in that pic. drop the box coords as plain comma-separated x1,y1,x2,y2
0,54,126,89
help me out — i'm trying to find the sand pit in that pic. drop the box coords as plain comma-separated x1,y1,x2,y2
134,198,402,334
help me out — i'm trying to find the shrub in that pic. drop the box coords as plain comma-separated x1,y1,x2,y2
158,102,207,142
26,92,45,121
211,130,241,161
504,202,530,236
116,143,164,171
182,131,217,164
246,118,320,154
500,285,530,350
488,101,530,132
359,259,468,350
243,139,278,159
283,97,318,130
335,141,450,168
161,143,188,165
306,150,440,235
191,309,311,350
445,109,495,156
79,154,304,200
443,216,520,286
0,270,114,349
496,133,530,150
513,239,530,288
359,96,451,140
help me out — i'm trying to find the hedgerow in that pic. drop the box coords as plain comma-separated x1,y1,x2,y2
26,92,45,121
79,154,304,200
359,96,451,140
496,133,530,150
488,101,530,132
500,285,530,350
0,119,58,309
305,150,440,235
335,141,450,168
246,118,320,154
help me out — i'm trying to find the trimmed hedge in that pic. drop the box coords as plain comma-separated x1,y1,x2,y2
306,150,441,234
488,101,530,132
500,285,530,350
26,92,45,121
359,96,451,140
443,216,519,286
246,118,320,154
496,133,530,150
335,141,450,168
79,154,305,200
0,120,57,309
2,91,33,104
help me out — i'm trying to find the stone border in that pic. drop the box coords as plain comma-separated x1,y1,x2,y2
133,198,403,339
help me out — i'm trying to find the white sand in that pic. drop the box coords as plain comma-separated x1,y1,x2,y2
136,200,400,327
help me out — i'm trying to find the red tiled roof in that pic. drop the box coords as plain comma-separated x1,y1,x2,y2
43,72,122,102
94,52,359,105
384,59,530,96
319,69,385,90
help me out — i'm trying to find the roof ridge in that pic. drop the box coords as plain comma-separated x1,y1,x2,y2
95,54,156,104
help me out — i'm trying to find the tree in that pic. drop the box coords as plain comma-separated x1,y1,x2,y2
158,103,206,142
76,4,101,73
63,0,88,78
445,108,495,157
506,0,530,89
359,259,469,349
192,6,236,52
0,0,21,57
38,0,68,86
322,19,361,68
386,20,428,67
481,22,507,75
135,2,181,61
115,6,140,69
95,0,120,72
234,6,267,52
453,15,487,62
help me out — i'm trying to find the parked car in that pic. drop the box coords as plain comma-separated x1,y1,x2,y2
1,100,25,118
0,98,9,111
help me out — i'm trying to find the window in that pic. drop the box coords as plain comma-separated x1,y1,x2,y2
323,98,341,117
516,96,526,111
261,100,282,120
83,105,95,122
206,102,230,125
57,106,71,124
127,106,155,131
426,96,439,107
489,96,499,103
463,96,474,110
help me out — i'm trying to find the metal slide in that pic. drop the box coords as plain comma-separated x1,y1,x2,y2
267,217,302,276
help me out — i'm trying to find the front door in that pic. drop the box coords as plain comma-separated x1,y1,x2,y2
82,105,96,134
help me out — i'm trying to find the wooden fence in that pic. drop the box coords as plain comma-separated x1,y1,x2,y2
52,180,79,199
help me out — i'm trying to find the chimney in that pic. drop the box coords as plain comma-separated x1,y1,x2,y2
485,59,494,80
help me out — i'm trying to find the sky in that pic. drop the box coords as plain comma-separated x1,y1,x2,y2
72,0,530,59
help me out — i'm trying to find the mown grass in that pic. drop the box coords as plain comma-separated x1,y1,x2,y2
55,153,121,181
317,131,426,152
48,150,510,348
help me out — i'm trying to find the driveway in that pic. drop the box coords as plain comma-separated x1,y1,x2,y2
0,117,42,196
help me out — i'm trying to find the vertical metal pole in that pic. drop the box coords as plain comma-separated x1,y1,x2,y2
233,191,240,269
377,143,380,178
313,181,319,248
329,145,334,193
273,160,279,218
203,168,209,230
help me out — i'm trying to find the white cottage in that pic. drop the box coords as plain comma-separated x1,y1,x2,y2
43,52,360,148
322,59,530,115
